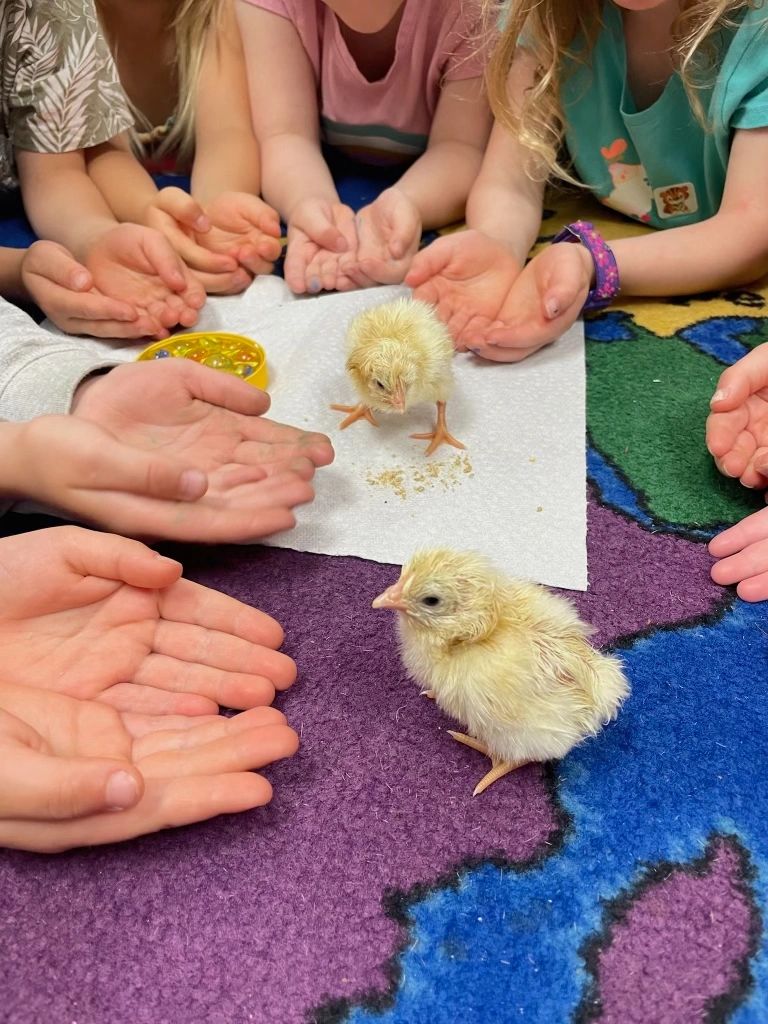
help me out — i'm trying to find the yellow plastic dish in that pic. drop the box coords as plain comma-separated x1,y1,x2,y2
137,331,268,390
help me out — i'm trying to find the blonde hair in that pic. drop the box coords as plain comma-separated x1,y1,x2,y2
483,0,755,184
98,0,223,164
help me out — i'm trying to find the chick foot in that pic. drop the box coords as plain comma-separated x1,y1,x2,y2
448,730,524,797
331,403,379,430
420,689,435,699
410,401,466,456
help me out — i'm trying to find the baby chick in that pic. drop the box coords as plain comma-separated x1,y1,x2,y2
331,297,465,456
372,549,629,796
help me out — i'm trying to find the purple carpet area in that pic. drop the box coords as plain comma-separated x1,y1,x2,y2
0,498,730,1024
584,836,758,1024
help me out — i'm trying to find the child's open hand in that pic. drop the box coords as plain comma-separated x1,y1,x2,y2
467,241,592,362
198,191,282,273
0,680,297,852
19,240,162,338
285,197,371,294
0,526,297,716
144,186,252,296
405,229,522,349
69,359,334,542
83,223,206,336
709,506,768,601
707,345,768,488
355,187,422,284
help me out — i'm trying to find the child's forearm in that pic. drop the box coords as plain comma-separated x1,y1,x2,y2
611,212,768,295
394,141,485,229
466,177,544,265
0,420,29,495
260,134,338,219
191,134,262,207
16,151,118,260
0,249,27,302
85,137,159,225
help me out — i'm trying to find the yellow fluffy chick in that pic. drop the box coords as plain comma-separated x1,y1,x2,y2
331,297,465,456
372,549,629,796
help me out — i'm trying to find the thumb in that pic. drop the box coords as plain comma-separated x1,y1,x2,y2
59,526,184,589
154,186,210,233
86,433,209,502
7,749,144,820
405,235,455,288
709,349,768,411
298,205,348,253
539,247,591,320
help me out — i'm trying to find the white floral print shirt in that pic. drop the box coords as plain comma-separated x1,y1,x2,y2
0,0,132,188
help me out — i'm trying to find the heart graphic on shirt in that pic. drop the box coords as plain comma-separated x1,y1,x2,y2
601,139,628,161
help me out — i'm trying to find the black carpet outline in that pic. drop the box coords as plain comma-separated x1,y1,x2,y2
574,833,762,1024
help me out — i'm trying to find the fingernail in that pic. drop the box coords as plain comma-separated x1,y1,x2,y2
153,552,182,567
72,270,90,289
309,277,321,293
106,770,140,811
545,298,560,319
711,388,730,405
194,215,210,231
179,469,207,498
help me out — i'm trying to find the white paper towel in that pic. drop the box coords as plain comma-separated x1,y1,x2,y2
44,277,588,590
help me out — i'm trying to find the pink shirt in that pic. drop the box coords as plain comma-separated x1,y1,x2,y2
242,0,484,162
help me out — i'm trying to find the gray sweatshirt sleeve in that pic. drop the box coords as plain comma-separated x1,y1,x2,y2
0,297,127,421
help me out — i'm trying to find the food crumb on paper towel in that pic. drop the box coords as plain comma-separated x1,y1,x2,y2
366,453,474,500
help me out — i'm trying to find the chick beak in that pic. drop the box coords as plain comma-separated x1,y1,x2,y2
389,383,406,414
372,581,407,611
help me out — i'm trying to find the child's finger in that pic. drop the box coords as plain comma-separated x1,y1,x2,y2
142,231,205,300
710,537,768,586
44,285,138,325
708,507,768,557
168,228,239,274
0,773,273,853
155,187,210,233
300,207,348,253
705,408,748,458
736,571,768,601
80,435,209,502
58,526,183,589
1,746,143,821
405,235,454,287
710,347,768,411
26,242,94,292
716,429,756,479
166,357,271,415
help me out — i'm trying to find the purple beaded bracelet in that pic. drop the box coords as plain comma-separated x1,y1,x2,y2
552,220,620,312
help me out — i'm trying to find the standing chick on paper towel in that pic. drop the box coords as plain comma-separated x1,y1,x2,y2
331,297,466,455
373,549,628,796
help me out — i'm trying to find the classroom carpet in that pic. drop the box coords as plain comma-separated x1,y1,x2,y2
1,183,768,1024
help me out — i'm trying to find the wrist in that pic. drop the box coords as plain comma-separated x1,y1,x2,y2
0,249,28,301
552,221,619,311
69,218,119,262
70,368,112,413
0,420,31,496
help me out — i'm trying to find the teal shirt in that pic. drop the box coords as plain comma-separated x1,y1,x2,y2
561,2,768,228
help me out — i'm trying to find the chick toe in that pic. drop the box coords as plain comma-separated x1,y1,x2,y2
330,403,379,429
472,760,522,798
410,401,466,456
447,730,489,756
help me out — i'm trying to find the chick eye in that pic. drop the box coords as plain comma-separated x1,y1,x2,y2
374,380,386,389
421,595,441,607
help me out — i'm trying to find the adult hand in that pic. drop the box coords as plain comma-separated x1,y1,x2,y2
0,680,298,852
405,229,522,349
0,526,297,716
707,345,768,489
355,187,421,285
83,223,206,336
468,241,591,362
70,359,334,541
20,240,159,338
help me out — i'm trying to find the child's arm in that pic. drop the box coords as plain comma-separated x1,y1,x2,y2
354,77,493,285
16,149,204,333
236,3,361,292
404,51,544,347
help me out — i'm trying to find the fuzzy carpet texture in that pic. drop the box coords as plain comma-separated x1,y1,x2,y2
1,187,767,1024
